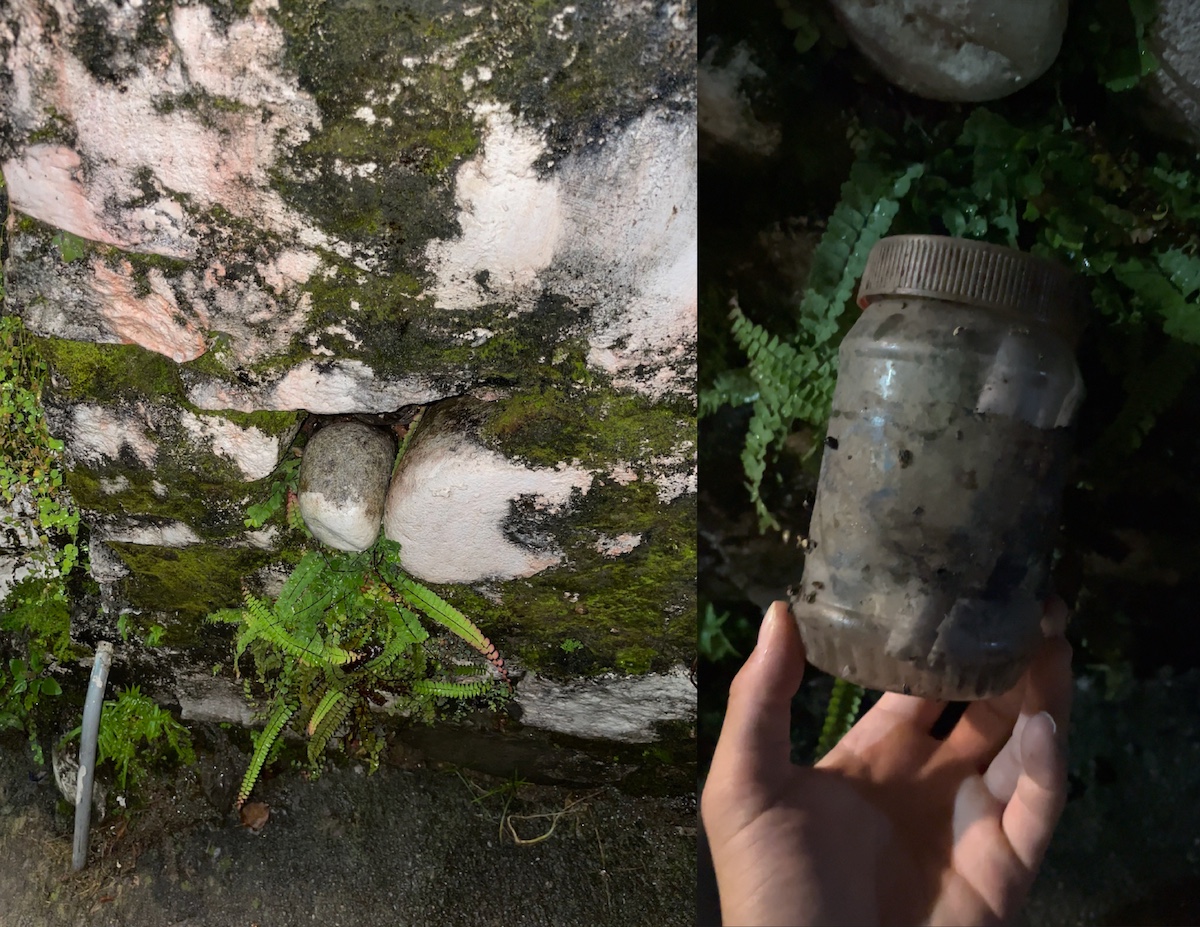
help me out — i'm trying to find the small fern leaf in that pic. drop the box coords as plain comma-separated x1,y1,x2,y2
241,594,359,667
307,693,354,766
306,687,350,737
394,577,483,644
730,160,922,531
237,700,296,809
1095,337,1198,458
412,677,491,699
394,576,509,686
815,677,865,760
699,367,759,417
276,551,326,617
378,596,429,645
286,489,308,533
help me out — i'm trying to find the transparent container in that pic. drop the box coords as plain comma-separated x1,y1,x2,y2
790,235,1085,700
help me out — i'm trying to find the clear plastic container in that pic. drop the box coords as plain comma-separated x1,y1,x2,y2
790,235,1085,700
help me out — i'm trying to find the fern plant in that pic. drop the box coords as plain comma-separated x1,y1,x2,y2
210,537,510,808
701,159,923,529
815,678,864,759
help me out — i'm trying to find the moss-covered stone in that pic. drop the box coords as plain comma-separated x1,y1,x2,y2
39,337,184,404
37,336,302,533
260,270,597,394
109,542,276,622
481,385,694,470
65,464,271,540
264,0,691,281
434,478,696,677
374,389,694,676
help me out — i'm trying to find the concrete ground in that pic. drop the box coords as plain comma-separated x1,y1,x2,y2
0,726,696,927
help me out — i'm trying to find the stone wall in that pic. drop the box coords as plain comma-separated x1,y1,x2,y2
0,0,696,769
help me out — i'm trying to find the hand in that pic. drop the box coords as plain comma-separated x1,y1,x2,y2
701,599,1073,927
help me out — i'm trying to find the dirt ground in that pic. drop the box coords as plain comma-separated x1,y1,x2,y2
0,725,696,927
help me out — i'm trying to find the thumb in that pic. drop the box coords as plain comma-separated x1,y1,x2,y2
709,601,807,782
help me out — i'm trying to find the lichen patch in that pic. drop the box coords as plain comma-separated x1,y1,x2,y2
426,106,696,399
69,404,158,468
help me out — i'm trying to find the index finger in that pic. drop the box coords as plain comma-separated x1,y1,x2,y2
709,601,806,782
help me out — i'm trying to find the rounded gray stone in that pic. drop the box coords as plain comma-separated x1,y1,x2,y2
829,0,1068,103
298,422,396,552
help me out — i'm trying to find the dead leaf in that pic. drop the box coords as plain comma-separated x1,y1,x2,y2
239,802,270,834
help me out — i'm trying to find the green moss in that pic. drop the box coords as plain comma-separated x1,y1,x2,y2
482,386,694,469
35,336,302,534
217,408,302,436
152,88,253,123
115,248,193,279
63,463,271,538
110,542,276,622
265,0,686,277
26,106,77,146
435,479,696,676
615,645,656,675
39,338,184,404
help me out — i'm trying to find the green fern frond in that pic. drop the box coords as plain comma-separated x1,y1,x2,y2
238,593,359,668
306,686,351,737
307,693,354,765
733,160,923,530
411,677,491,699
286,489,308,533
207,607,245,626
698,367,758,417
392,408,424,478
275,551,328,617
1095,337,1198,457
393,576,485,647
799,160,923,338
392,576,510,686
376,596,429,645
815,677,865,760
237,700,296,808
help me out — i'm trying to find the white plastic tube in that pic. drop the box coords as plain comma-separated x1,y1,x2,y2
72,640,113,871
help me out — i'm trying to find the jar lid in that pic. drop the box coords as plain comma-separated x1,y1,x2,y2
857,235,1085,337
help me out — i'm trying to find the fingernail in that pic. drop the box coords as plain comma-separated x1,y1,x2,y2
757,602,781,644
1037,710,1057,734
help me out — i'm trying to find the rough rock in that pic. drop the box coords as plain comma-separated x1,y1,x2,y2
515,667,696,742
0,0,697,755
1145,0,1200,143
174,674,256,727
383,403,592,584
298,422,396,552
0,0,696,404
828,0,1068,102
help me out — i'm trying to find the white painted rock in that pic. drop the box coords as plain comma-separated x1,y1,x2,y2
829,0,1068,102
515,667,695,743
1146,0,1200,142
298,422,396,552
383,406,592,584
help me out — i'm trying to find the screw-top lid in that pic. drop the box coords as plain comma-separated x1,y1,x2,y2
857,235,1085,339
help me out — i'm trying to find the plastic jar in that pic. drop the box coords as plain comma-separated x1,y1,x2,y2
790,235,1085,700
